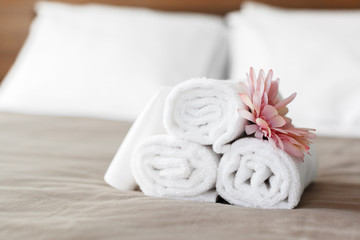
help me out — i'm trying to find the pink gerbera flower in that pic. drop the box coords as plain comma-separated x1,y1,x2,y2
239,67,316,160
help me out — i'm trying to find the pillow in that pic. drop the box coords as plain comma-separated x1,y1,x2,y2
0,1,227,121
227,2,360,137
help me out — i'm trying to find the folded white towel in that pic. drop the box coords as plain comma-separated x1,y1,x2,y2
104,87,171,191
132,135,220,202
216,138,317,209
163,78,246,154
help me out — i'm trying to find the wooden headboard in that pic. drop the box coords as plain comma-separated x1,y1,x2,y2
1,0,360,81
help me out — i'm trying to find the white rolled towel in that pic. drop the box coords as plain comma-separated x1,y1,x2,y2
132,135,220,202
163,78,246,154
104,87,171,191
216,138,317,209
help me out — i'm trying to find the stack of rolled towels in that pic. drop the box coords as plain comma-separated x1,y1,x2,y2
131,75,317,209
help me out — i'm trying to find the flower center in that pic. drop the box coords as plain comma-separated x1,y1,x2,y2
255,118,271,137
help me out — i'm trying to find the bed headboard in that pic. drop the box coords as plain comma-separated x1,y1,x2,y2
1,0,360,82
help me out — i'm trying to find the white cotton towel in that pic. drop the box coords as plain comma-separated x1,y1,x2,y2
104,87,171,191
132,135,220,202
216,138,317,209
163,78,246,154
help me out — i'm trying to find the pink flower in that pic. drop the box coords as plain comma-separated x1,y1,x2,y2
239,67,316,160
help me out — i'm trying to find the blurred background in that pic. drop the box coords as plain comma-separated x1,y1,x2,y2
0,0,360,136
2,0,360,81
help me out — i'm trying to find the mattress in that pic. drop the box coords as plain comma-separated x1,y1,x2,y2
1,112,359,240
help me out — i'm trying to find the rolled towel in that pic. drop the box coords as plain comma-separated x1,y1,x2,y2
104,87,171,191
163,78,246,154
216,138,317,209
132,135,220,202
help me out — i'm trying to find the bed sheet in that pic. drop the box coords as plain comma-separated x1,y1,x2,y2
0,112,359,240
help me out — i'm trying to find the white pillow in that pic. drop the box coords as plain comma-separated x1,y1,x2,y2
0,1,227,121
227,2,360,137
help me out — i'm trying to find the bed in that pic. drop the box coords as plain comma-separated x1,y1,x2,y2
1,0,360,239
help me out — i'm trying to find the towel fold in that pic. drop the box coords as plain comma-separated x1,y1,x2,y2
216,138,317,209
132,135,220,202
104,87,171,191
163,78,246,154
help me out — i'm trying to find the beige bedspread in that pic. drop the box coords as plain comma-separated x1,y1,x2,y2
0,112,359,240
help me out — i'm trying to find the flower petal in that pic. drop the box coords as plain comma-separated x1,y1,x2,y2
256,118,271,137
257,69,265,96
256,118,269,129
239,93,254,112
249,67,256,93
254,129,264,139
240,109,255,122
268,79,279,103
239,82,250,96
283,141,304,159
277,106,289,116
252,93,262,117
269,115,286,128
272,127,288,134
273,133,284,150
245,124,258,135
262,105,278,120
263,92,269,105
264,69,273,94
274,92,297,109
